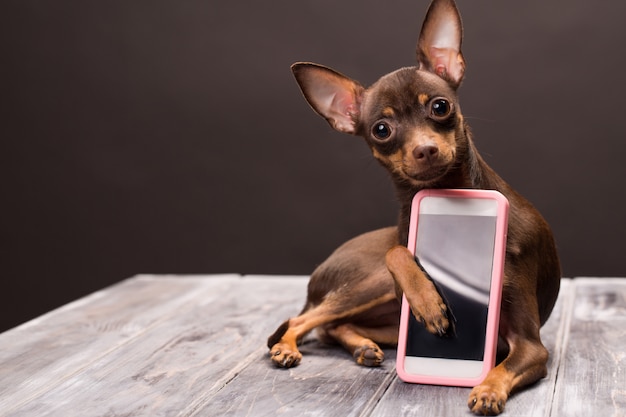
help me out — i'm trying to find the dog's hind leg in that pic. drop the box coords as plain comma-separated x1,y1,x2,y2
267,291,398,368
323,320,399,366
267,303,339,368
267,227,400,368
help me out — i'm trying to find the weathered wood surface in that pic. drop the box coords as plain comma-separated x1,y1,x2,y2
0,276,624,417
552,278,626,417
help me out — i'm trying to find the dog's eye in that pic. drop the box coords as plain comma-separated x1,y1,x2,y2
430,98,452,119
372,122,392,140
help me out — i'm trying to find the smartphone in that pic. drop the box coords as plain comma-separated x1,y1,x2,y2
396,189,509,387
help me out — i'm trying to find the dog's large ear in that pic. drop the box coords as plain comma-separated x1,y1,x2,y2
291,62,364,134
417,0,465,88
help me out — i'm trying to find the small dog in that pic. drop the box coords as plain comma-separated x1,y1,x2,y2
267,0,561,414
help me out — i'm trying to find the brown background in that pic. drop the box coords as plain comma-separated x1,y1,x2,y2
2,0,625,332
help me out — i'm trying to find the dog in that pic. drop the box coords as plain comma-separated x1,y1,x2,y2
267,0,561,414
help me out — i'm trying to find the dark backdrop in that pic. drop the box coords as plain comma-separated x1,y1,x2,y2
2,0,626,332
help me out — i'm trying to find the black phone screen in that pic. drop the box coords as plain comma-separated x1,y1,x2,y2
406,213,497,361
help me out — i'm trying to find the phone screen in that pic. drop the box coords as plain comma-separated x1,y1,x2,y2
406,206,497,361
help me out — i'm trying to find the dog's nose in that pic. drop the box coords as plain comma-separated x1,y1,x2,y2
413,144,439,163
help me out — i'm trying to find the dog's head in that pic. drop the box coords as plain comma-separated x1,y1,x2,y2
292,0,469,188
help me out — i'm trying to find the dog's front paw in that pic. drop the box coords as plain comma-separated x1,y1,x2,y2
269,343,302,368
407,284,454,336
385,246,450,336
353,344,384,367
409,292,450,337
468,383,508,415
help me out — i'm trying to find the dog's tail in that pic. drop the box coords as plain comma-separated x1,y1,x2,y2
267,320,290,348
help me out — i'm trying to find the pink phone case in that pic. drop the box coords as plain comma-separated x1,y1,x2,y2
396,189,509,387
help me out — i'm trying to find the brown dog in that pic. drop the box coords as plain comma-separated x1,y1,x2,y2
267,0,561,414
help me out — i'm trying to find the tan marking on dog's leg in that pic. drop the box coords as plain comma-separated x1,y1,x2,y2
269,304,341,368
468,329,548,415
327,323,398,366
385,246,449,335
358,323,400,345
269,292,397,368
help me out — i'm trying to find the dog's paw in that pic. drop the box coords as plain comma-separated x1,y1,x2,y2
411,297,450,337
269,343,302,368
353,344,384,367
467,383,507,415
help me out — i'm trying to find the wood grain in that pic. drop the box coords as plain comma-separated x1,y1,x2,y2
195,340,397,417
2,275,309,417
552,278,626,417
1,276,624,417
0,275,240,413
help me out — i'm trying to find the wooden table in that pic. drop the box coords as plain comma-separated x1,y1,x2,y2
1,275,624,416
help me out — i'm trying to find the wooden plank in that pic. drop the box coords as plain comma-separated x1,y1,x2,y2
370,278,574,417
193,339,397,417
5,276,310,417
4,276,623,417
551,278,626,417
0,274,240,413
189,274,394,417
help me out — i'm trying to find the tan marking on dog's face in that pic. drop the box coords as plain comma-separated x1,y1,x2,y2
418,93,429,106
382,107,395,117
372,125,458,186
372,147,404,172
372,148,403,167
